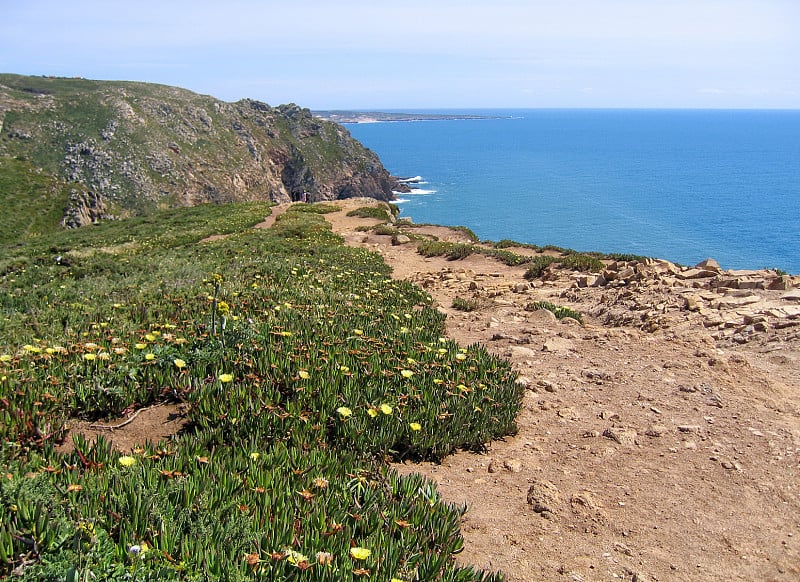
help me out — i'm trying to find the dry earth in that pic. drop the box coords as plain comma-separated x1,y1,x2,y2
67,201,800,582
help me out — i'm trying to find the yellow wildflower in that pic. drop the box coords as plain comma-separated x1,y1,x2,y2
219,373,234,383
336,406,352,418
298,370,310,379
285,549,309,566
83,353,97,361
353,329,363,336
367,408,379,418
400,370,414,379
349,547,371,560
134,343,147,350
144,333,157,342
380,403,393,415
250,452,260,461
174,358,186,369
409,422,422,431
118,456,136,467
0,354,12,363
455,353,467,360
144,353,156,361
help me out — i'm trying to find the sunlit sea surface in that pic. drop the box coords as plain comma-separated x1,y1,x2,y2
347,109,800,273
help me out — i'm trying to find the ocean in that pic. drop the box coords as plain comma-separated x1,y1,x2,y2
347,109,800,274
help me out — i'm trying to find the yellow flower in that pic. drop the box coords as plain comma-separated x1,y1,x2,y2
219,373,234,383
98,352,111,361
400,370,414,379
250,452,260,461
350,547,371,560
367,408,379,418
380,403,393,415
144,333,157,342
353,329,363,336
455,353,467,360
433,378,444,385
336,407,352,418
134,343,147,350
217,301,230,316
0,354,12,363
23,344,42,354
409,422,422,431
392,578,407,582
285,549,309,566
298,370,310,379
339,365,350,373
144,353,156,361
118,456,136,467
174,358,186,369
83,353,97,361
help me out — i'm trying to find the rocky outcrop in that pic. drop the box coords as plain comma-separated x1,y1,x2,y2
0,74,400,228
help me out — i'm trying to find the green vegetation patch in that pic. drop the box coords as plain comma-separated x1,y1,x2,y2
346,205,394,221
0,202,519,580
525,301,584,324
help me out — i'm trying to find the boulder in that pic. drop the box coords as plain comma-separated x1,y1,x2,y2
695,258,722,272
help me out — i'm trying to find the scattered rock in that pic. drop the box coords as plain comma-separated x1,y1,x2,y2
602,427,637,446
645,424,668,437
526,479,561,519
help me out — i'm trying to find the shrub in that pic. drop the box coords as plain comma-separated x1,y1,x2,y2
287,202,340,214
523,256,559,279
346,205,392,220
560,254,605,273
525,301,584,323
452,297,481,312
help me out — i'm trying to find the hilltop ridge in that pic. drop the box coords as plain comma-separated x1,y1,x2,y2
0,74,400,239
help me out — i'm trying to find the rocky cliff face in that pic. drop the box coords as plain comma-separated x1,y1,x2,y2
0,75,399,228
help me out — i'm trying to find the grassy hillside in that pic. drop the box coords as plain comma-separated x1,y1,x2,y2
0,202,520,580
0,74,398,237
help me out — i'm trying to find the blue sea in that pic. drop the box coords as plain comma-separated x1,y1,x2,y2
347,110,800,274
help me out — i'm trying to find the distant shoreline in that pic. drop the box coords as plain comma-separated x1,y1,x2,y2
313,111,506,123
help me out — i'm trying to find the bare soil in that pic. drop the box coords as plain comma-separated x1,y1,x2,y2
66,201,800,582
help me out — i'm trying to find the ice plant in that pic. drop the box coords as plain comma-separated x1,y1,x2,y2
400,369,414,378
409,422,422,431
219,373,234,383
336,406,352,418
350,547,371,560
174,358,186,369
380,403,393,415
118,456,136,467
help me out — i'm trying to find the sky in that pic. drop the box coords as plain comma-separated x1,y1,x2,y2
2,0,798,109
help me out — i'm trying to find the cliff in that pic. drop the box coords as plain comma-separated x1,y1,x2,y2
0,74,399,233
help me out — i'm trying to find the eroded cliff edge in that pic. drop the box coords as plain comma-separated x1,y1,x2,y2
0,74,400,229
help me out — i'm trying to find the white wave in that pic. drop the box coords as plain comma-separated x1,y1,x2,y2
392,198,410,204
409,188,437,195
398,175,424,183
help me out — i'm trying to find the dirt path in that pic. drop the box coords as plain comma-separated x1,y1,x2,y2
324,199,800,582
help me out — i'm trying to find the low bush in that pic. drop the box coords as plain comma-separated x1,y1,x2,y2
451,297,481,312
523,256,559,279
525,301,584,323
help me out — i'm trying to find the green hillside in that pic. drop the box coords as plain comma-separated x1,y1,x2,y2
0,201,520,580
0,74,398,244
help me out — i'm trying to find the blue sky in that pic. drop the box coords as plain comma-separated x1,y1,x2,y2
2,0,798,109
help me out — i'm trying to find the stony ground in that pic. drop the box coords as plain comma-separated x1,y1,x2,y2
69,200,800,582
